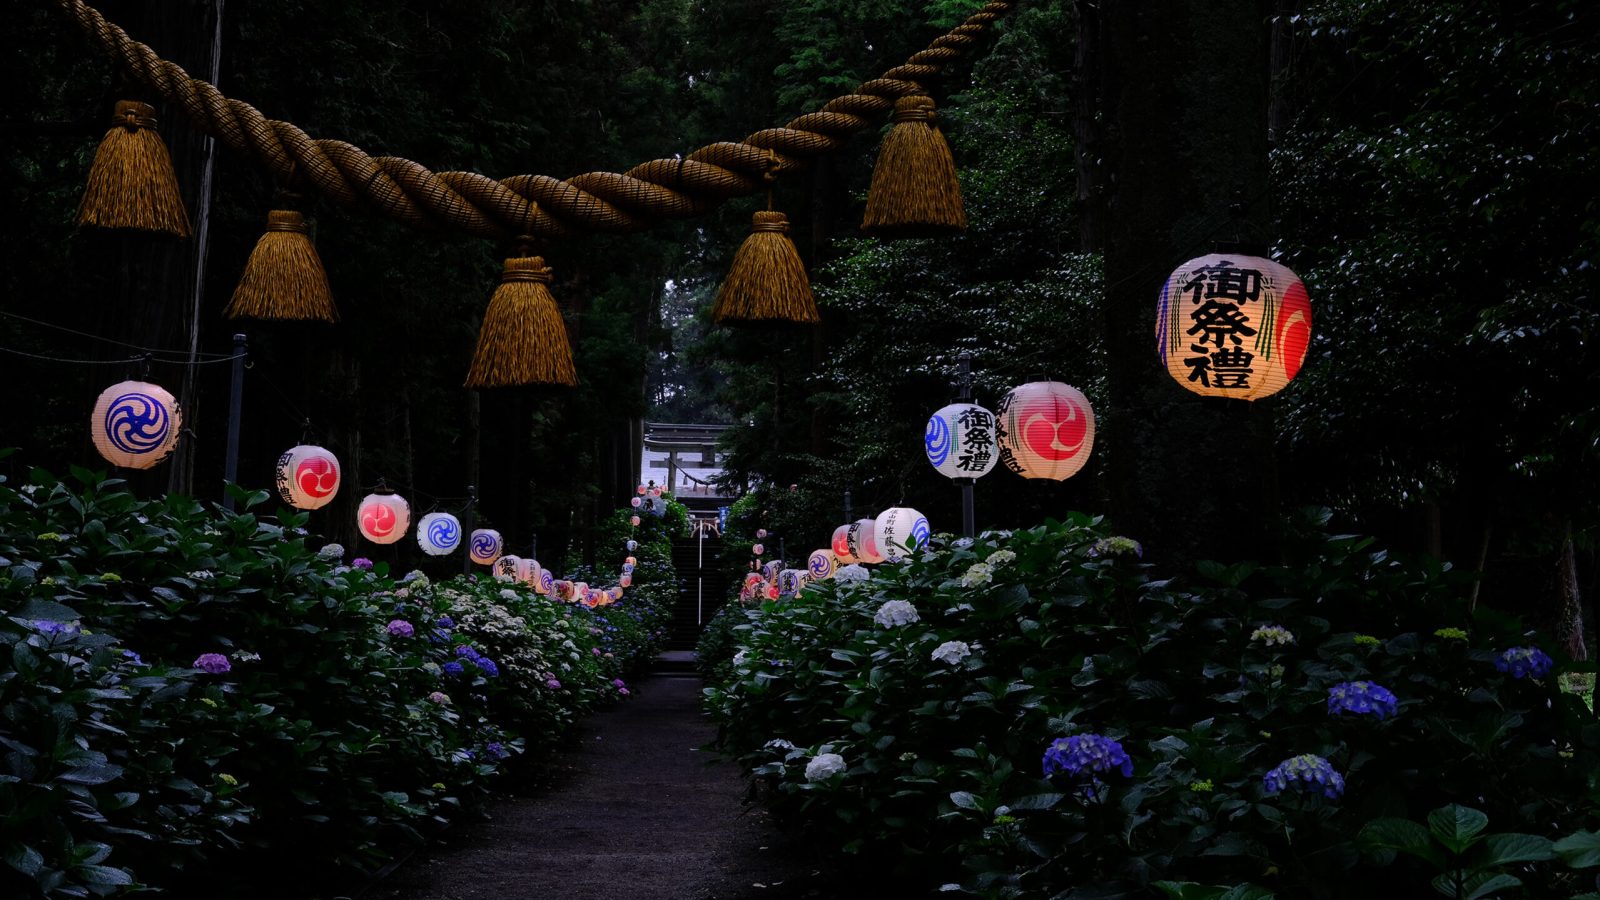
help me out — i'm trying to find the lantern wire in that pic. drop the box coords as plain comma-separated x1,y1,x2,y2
0,310,238,361
0,344,245,366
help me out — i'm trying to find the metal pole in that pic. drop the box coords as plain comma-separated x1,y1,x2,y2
955,351,976,538
461,485,477,576
844,489,853,523
222,333,247,510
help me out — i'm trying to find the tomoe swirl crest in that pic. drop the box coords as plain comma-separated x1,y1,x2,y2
105,392,171,454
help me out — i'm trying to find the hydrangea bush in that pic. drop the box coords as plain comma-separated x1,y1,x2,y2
701,510,1600,897
0,463,671,897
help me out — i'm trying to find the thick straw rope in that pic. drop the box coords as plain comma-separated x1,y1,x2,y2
57,0,1016,240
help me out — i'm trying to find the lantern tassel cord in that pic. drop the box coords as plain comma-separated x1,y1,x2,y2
55,0,1016,241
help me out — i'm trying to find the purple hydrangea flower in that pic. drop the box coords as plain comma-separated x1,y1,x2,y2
1327,681,1400,719
387,619,415,638
612,679,626,689
33,620,77,636
455,645,481,661
545,678,562,690
475,657,500,678
1495,647,1554,679
442,661,465,677
193,653,232,674
428,691,449,704
1264,754,1345,800
122,649,144,665
352,558,374,571
487,742,509,760
1042,734,1133,779
436,616,455,629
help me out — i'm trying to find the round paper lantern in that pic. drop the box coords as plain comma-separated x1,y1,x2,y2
469,529,504,566
846,518,884,565
630,515,640,527
756,528,768,539
650,487,662,498
875,507,931,562
91,380,181,470
1158,252,1312,401
274,444,341,509
493,555,521,581
537,567,554,595
752,543,765,556
625,556,637,566
610,586,624,601
552,579,572,600
416,512,462,556
996,381,1096,481
743,572,764,588
357,493,410,545
778,569,804,596
764,582,780,601
619,574,633,588
925,403,999,480
636,484,647,495
631,496,643,508
626,540,638,551
517,558,541,586
808,549,837,581
831,525,858,564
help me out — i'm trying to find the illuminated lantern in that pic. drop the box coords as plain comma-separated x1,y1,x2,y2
572,582,589,602
996,381,1096,481
90,380,181,469
552,579,572,600
831,525,858,564
626,540,638,551
846,518,884,564
762,560,782,580
630,515,640,527
610,586,624,601
752,543,765,556
274,445,341,509
1158,252,1312,401
764,582,780,601
637,484,647,495
743,572,763,589
620,574,633,588
469,529,504,566
625,556,637,566
631,497,643,508
537,568,554,596
778,569,804,596
808,549,837,581
756,528,768,539
875,507,931,562
517,558,541,586
650,487,663,498
493,555,521,581
925,403,999,479
357,493,410,545
416,512,462,556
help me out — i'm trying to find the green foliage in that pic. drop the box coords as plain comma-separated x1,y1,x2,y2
0,465,664,897
702,514,1600,897
1359,804,1560,899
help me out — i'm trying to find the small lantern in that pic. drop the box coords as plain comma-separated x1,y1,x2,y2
637,484,647,495
416,512,462,556
925,403,999,479
517,557,541,586
91,380,181,470
764,582,780,601
996,381,1096,481
808,549,837,581
622,563,635,574
552,579,572,600
626,540,638,551
875,507,930,562
537,567,554,595
846,518,884,564
630,515,640,527
631,496,643,508
274,444,341,509
743,572,763,588
572,581,589,601
831,525,858,564
778,569,804,596
1158,252,1312,400
650,486,662,498
610,586,623,601
469,529,504,566
620,574,633,588
625,555,637,566
756,528,768,539
752,543,765,556
493,555,521,581
357,493,410,545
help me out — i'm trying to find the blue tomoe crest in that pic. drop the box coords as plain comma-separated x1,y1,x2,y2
105,392,171,454
428,516,460,549
925,413,952,466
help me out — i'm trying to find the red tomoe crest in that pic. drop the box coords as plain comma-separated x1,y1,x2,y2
1277,280,1312,383
296,456,338,498
363,503,396,536
1021,398,1088,462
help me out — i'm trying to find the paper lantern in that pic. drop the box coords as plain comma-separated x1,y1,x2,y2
756,528,768,539
996,381,1096,481
626,540,638,551
808,549,837,581
831,525,858,564
630,515,640,527
274,444,341,509
537,567,554,595
631,496,643,508
875,507,931,562
619,574,633,588
517,558,541,586
752,543,765,556
469,529,503,566
552,579,573,600
650,487,662,498
637,484,647,495
91,380,181,470
846,518,884,565
416,512,462,556
925,403,999,479
493,555,522,581
778,569,804,596
625,555,637,566
357,493,410,545
1158,252,1312,400
609,586,623,601
764,582,780,601
743,572,764,588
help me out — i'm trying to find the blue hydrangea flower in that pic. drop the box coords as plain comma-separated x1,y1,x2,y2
436,616,455,629
1264,754,1344,800
1327,681,1400,719
487,741,509,760
475,657,500,678
32,620,77,636
1495,647,1554,679
122,649,144,665
455,645,481,661
1042,734,1133,779
442,661,465,677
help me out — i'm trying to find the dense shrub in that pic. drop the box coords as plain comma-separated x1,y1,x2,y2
0,463,670,897
702,511,1600,897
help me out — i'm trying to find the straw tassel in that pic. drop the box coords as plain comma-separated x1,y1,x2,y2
861,95,966,238
712,211,819,325
77,101,190,237
465,255,577,388
224,210,338,322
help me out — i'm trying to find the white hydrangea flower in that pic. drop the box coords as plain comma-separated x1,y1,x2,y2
230,650,261,663
764,738,796,751
732,649,749,666
318,543,345,561
930,641,970,665
188,570,214,581
874,599,920,628
805,752,846,782
987,549,1017,567
835,564,870,583
1251,625,1296,647
960,563,993,587
499,589,518,601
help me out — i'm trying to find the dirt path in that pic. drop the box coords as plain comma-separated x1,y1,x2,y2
371,672,826,900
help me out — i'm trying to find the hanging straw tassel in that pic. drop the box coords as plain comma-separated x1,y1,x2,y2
224,210,339,322
861,95,966,238
465,255,577,388
77,101,190,237
712,210,820,325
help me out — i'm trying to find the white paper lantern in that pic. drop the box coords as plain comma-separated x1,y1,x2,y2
416,512,462,556
517,558,541,586
756,528,768,539
925,403,999,480
469,529,504,566
493,555,521,581
846,518,884,564
91,380,181,470
778,569,804,596
996,381,1096,481
631,496,643,508
626,540,638,551
537,567,554,595
831,525,858,564
630,515,640,527
357,493,410,545
807,549,837,581
274,444,341,509
1159,252,1312,401
875,507,931,562
752,543,765,556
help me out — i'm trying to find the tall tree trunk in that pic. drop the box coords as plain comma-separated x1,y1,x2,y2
1099,0,1278,563
1555,523,1587,662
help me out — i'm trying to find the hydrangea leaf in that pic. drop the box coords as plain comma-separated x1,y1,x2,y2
1554,831,1600,869
1428,804,1489,854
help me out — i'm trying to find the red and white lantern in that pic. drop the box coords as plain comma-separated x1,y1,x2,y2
274,444,341,509
996,381,1096,481
846,518,884,564
1158,252,1312,401
831,525,857,564
357,493,410,545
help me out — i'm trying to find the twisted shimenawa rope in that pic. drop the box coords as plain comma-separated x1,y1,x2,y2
58,0,1016,241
